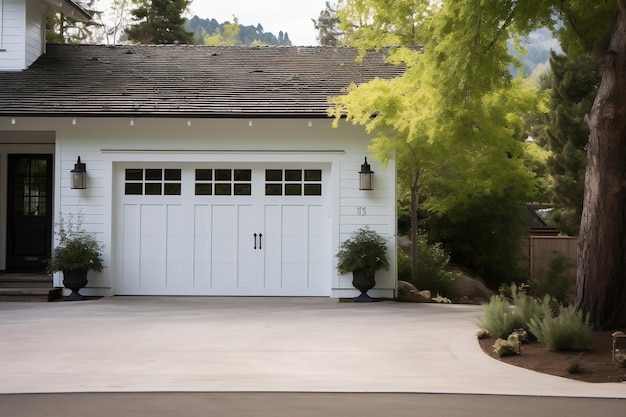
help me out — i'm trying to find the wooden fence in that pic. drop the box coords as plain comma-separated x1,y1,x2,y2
521,236,578,296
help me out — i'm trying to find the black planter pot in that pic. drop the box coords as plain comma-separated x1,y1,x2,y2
351,269,376,302
62,269,88,301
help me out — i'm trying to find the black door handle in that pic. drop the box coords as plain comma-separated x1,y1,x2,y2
259,233,263,250
253,233,257,249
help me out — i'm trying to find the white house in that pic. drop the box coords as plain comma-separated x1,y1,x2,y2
0,0,402,299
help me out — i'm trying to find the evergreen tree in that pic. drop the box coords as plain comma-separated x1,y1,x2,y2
126,0,193,44
545,49,598,236
46,0,103,44
312,1,343,46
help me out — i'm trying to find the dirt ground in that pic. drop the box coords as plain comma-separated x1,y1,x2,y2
478,331,626,383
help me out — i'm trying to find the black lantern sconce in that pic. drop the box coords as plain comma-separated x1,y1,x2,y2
71,156,87,189
359,157,374,190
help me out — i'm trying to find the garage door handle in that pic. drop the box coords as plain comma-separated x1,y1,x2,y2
259,233,263,250
253,233,257,249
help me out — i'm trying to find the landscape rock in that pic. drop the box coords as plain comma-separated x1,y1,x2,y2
396,280,430,303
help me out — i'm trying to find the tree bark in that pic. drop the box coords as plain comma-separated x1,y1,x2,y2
410,169,420,283
576,0,626,330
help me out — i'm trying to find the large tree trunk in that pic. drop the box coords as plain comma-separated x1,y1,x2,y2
576,0,626,330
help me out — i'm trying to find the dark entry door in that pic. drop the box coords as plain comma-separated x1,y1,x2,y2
6,155,53,271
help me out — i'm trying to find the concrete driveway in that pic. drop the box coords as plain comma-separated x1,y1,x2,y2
0,297,624,397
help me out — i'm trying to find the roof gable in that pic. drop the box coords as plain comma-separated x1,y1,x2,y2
0,44,405,117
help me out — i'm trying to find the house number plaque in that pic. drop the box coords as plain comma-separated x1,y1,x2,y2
357,207,367,216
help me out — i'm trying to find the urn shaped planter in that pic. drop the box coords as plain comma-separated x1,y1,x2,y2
351,269,377,302
62,269,89,301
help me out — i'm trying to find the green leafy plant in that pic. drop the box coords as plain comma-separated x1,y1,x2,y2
615,352,626,368
528,305,592,351
566,355,585,374
475,328,490,339
46,214,104,273
336,227,390,275
397,233,458,298
493,336,520,357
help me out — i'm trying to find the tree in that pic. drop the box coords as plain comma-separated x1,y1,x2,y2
204,16,240,46
331,0,626,330
329,1,543,286
126,0,193,44
46,0,103,44
312,1,343,46
544,49,598,236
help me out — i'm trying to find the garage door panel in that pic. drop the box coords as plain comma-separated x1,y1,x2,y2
116,164,330,296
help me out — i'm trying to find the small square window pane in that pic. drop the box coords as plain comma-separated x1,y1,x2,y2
234,169,251,181
165,169,181,181
265,184,282,195
164,183,181,195
145,183,162,195
304,170,322,181
285,184,302,195
215,169,231,181
215,183,232,195
234,184,251,195
304,184,322,195
195,184,212,195
126,169,143,181
285,170,302,181
196,169,212,181
145,169,162,181
265,170,282,181
125,183,143,195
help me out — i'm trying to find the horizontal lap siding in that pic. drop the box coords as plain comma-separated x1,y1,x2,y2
0,0,25,71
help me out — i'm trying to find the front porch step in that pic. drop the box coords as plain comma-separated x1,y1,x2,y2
0,273,61,302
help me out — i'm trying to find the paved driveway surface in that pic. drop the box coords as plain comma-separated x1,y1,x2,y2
0,297,624,398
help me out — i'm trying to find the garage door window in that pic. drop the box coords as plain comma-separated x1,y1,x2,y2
195,169,252,196
124,168,182,195
265,169,322,196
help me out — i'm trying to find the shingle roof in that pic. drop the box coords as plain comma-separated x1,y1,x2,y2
0,44,404,118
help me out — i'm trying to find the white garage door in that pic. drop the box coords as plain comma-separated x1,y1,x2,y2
114,163,331,296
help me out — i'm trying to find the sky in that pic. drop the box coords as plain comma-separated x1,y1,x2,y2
99,0,329,46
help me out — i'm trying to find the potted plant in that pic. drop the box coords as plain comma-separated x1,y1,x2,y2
46,215,104,301
336,227,390,302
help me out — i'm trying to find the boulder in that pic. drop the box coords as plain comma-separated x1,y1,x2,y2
396,280,430,303
453,272,493,303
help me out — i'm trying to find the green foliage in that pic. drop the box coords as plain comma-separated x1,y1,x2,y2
478,284,551,339
543,48,598,236
532,251,576,303
475,328,490,339
397,233,458,298
336,227,390,275
313,1,343,46
616,353,626,368
566,356,585,374
186,16,291,46
126,0,193,44
46,215,104,273
493,336,520,357
528,305,592,352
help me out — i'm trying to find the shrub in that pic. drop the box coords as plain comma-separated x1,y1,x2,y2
615,352,626,368
475,328,490,339
478,295,526,339
528,305,592,351
493,336,520,357
399,233,458,299
566,356,585,374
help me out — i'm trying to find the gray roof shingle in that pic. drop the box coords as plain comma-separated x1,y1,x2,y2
0,44,404,118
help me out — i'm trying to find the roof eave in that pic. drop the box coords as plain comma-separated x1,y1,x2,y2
42,0,92,22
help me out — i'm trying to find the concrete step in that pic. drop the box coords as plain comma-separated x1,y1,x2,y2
0,287,62,302
0,273,61,302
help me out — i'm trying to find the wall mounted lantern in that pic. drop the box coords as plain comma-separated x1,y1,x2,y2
71,156,87,189
359,157,374,190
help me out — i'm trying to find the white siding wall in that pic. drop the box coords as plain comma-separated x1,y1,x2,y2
1,116,397,298
24,0,45,68
0,0,26,71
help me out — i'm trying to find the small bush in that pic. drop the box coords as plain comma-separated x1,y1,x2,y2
566,356,585,374
528,305,592,351
493,337,519,357
475,328,490,339
616,353,626,368
398,233,459,299
478,295,526,339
